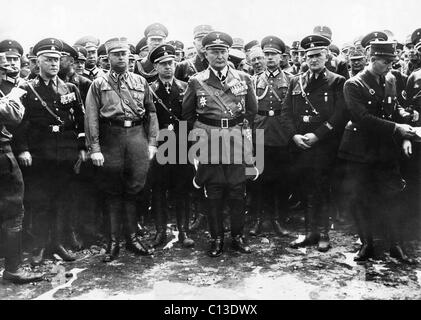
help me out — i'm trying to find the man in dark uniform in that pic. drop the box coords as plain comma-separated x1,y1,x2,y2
74,36,104,81
134,23,168,83
0,53,44,283
26,47,39,80
168,40,185,63
85,37,158,262
290,40,306,75
0,39,26,96
182,31,258,257
348,48,367,77
249,36,291,237
135,37,149,60
128,44,136,73
338,40,417,263
97,44,110,72
174,25,214,83
148,44,194,248
405,29,421,76
14,38,86,264
73,45,88,76
313,26,349,80
283,34,347,252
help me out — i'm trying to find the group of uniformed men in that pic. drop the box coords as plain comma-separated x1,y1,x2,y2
1,22,420,284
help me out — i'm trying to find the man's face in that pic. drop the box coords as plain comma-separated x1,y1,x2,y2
6,56,21,70
291,50,305,64
147,36,165,51
86,49,97,68
139,48,149,59
154,59,175,79
29,58,39,74
205,48,228,70
99,56,110,70
350,57,366,73
109,50,128,73
372,57,393,76
251,55,265,74
264,52,281,69
175,51,184,62
74,59,85,75
280,54,290,68
128,58,135,72
306,50,327,73
193,36,205,55
60,55,74,74
37,55,60,78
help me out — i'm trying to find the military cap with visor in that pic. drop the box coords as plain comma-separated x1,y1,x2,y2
73,45,87,61
135,37,148,54
0,39,24,57
202,31,233,50
149,44,176,64
360,31,388,49
74,36,100,50
313,25,333,40
33,38,63,58
411,28,421,51
370,41,397,62
104,37,130,54
0,52,13,72
261,36,286,54
244,40,259,52
61,41,78,60
144,23,168,38
301,34,331,55
193,25,214,39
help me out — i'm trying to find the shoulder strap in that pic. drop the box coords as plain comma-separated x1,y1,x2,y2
196,77,235,116
26,81,64,124
299,74,319,115
102,74,142,116
150,87,180,121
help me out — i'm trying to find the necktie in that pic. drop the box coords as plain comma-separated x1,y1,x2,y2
310,73,317,83
218,70,226,82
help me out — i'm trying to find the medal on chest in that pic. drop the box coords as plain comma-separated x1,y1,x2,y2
60,92,76,104
229,80,247,96
199,96,207,108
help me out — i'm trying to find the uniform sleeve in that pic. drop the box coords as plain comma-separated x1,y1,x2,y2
314,76,348,140
244,74,257,124
12,84,30,154
70,84,86,150
343,79,396,137
143,82,158,147
280,79,298,140
181,78,198,131
0,89,25,126
174,61,187,82
84,79,102,153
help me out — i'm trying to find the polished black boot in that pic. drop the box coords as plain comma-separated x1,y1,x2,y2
272,191,290,237
207,237,224,257
152,228,167,248
207,199,224,257
317,232,331,252
189,213,206,232
3,230,44,284
231,235,251,254
176,198,194,248
249,218,262,237
30,247,46,266
272,219,290,237
290,205,319,248
50,243,76,261
354,240,374,261
126,233,154,255
151,189,168,248
68,228,84,251
103,196,122,262
125,197,154,255
390,243,417,264
51,207,76,261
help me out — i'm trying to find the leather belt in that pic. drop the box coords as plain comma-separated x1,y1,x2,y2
198,115,244,128
300,115,321,123
100,118,143,128
258,109,282,117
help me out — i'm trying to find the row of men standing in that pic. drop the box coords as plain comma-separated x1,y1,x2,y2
1,23,421,283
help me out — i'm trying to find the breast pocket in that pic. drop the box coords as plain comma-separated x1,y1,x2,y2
130,85,145,105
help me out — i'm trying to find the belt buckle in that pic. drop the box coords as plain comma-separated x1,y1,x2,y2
221,118,229,129
303,115,310,123
124,120,133,128
51,125,60,133
268,110,275,117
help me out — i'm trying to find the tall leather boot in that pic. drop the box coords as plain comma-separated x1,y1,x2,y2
248,184,263,237
352,202,374,261
151,189,167,248
290,196,320,248
3,230,44,284
271,189,290,237
176,197,195,248
103,196,122,263
50,207,76,262
317,199,332,252
229,199,251,254
207,198,224,257
125,196,154,255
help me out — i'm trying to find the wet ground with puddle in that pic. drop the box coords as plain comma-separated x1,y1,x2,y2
1,217,421,300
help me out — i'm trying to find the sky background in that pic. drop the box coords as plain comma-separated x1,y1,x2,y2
1,0,420,53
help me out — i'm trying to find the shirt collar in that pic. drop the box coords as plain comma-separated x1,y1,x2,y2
309,68,326,80
40,75,58,87
109,70,129,82
210,65,228,80
265,68,280,78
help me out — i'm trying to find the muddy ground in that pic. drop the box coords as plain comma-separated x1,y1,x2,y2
1,215,421,300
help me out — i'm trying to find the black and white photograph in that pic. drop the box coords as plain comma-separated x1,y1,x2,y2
0,0,421,305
